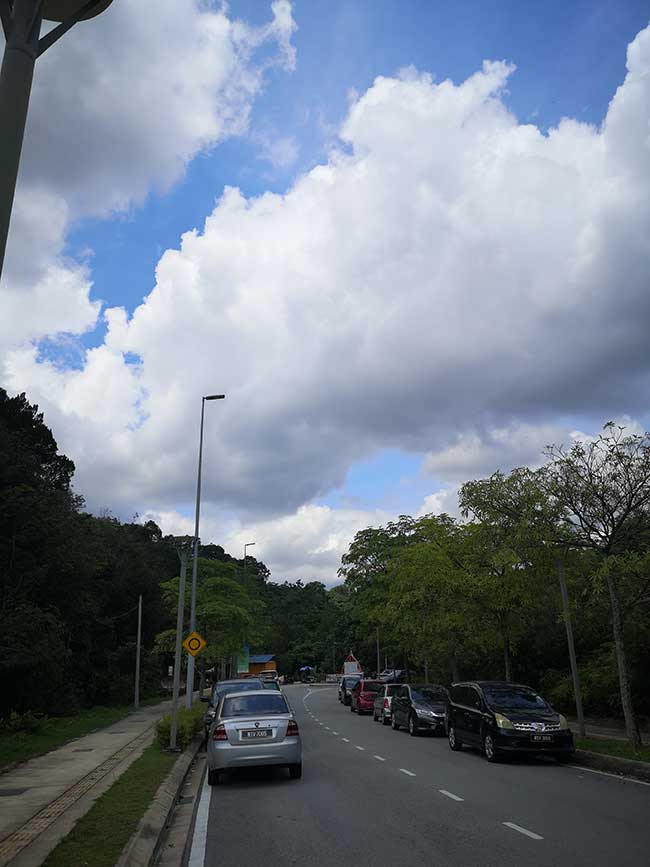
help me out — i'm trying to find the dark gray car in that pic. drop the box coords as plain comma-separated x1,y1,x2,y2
202,678,264,740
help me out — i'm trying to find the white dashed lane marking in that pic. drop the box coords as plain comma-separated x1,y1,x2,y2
503,822,543,841
342,738,350,743
374,755,386,762
332,731,339,735
400,769,416,777
355,745,365,751
439,789,464,802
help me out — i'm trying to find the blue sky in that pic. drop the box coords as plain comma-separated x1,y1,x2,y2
59,0,649,524
66,0,648,332
6,0,650,582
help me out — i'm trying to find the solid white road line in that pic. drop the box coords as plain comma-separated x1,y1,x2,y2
374,755,386,762
571,765,650,787
400,768,416,777
439,789,464,802
188,764,212,867
342,737,350,742
502,822,543,841
355,745,365,751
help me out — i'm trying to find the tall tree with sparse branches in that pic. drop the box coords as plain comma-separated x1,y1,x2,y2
542,423,650,749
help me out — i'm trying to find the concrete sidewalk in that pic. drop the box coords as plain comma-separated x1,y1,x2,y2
0,699,171,867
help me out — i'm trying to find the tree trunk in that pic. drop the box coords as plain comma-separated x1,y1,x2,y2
503,640,512,682
450,646,460,683
606,571,642,749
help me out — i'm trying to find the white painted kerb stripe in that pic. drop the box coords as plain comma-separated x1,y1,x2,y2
188,764,212,867
503,822,543,841
400,768,416,777
439,789,463,802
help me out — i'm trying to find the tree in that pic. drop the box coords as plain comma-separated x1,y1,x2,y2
543,423,650,748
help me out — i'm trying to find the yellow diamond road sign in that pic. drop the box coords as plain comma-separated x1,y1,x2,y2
183,631,207,657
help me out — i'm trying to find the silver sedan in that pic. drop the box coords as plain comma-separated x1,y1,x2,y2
207,690,302,784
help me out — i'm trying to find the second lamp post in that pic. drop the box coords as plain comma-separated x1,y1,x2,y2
186,393,225,708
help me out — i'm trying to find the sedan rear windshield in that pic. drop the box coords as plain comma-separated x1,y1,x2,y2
343,677,360,687
483,687,549,710
222,694,289,717
385,685,401,696
213,681,262,700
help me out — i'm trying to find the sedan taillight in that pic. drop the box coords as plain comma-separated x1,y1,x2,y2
212,724,227,741
383,698,390,709
286,720,299,737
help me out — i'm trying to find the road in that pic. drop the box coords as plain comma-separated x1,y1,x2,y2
189,685,649,867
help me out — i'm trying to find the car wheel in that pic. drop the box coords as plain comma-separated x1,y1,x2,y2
448,725,462,751
373,710,378,721
350,702,355,712
289,763,302,780
207,768,222,786
382,712,390,726
391,715,399,731
408,714,420,736
483,733,500,762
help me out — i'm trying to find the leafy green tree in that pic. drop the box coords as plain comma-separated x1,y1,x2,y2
543,423,650,748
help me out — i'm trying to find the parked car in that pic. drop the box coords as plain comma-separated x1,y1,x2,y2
390,684,448,735
372,683,402,724
350,679,382,714
201,678,264,741
259,670,279,682
446,681,574,763
207,690,302,784
338,675,361,705
377,669,408,683
262,680,281,691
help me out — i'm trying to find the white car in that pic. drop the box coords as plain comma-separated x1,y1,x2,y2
207,690,302,784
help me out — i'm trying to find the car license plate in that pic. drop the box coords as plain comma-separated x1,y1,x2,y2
531,734,553,742
242,729,272,739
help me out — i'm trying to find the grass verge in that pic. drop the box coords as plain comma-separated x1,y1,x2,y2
42,742,177,867
0,697,164,769
576,736,650,764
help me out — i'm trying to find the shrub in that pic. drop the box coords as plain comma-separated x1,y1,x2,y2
155,704,204,750
0,710,49,733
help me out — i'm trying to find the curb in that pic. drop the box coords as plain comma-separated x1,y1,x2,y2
115,734,204,867
573,749,650,783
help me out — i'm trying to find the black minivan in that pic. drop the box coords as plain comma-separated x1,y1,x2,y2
446,681,574,763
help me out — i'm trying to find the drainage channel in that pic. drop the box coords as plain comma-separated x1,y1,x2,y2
0,726,153,865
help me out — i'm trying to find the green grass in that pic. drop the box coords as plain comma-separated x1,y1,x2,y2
42,743,177,867
0,697,163,769
576,736,650,764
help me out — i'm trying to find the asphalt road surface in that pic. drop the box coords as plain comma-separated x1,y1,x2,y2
190,685,649,867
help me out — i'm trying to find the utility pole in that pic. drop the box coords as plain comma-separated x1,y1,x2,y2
170,539,191,751
134,594,142,709
0,0,114,282
375,627,380,676
424,659,429,684
557,557,586,738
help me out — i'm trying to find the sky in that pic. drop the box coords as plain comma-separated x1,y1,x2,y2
2,0,650,584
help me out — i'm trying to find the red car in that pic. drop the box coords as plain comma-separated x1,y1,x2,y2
350,679,382,714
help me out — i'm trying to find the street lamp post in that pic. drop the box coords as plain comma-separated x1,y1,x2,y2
186,393,225,709
243,541,255,575
0,0,113,282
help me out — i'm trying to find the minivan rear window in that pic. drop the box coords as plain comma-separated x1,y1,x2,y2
360,681,382,692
